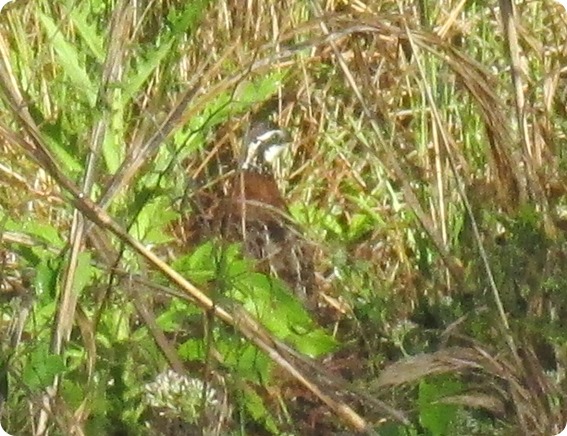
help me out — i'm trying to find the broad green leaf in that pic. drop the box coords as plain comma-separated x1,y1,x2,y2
288,328,338,358
173,241,215,272
61,379,85,410
155,300,200,333
242,388,279,434
419,377,462,436
346,212,376,241
34,258,59,297
19,220,64,248
22,346,66,391
178,338,206,361
130,197,177,245
235,344,271,382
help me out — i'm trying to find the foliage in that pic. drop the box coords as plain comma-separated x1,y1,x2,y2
0,0,566,435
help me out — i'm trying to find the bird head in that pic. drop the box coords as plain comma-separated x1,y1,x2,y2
241,122,291,173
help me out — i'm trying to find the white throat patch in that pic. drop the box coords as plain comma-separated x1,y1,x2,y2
262,142,287,164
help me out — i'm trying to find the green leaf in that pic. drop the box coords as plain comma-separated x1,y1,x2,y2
232,271,337,357
130,197,177,245
289,328,338,357
172,241,217,285
38,12,97,106
74,252,93,295
34,258,59,297
41,116,84,174
322,213,344,238
156,300,200,332
167,0,212,35
11,220,64,248
234,344,271,382
99,304,132,343
61,379,85,410
68,3,105,62
102,127,124,175
217,340,266,381
178,338,206,361
22,346,66,391
122,39,175,104
419,377,462,436
174,241,215,271
242,387,279,434
181,71,288,137
232,72,287,110
346,212,375,241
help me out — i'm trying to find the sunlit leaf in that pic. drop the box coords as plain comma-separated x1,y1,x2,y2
38,12,97,106
419,377,462,436
22,346,66,391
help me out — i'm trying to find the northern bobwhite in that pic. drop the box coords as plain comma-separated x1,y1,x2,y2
220,121,315,304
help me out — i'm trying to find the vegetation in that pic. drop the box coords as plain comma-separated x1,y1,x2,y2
0,0,566,434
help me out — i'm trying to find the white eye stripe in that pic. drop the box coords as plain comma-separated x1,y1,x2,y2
256,130,286,143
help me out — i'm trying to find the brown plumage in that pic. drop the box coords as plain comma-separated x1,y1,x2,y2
219,122,315,303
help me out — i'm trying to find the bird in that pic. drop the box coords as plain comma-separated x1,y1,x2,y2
219,121,315,304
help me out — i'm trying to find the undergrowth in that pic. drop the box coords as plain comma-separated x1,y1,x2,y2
1,0,566,435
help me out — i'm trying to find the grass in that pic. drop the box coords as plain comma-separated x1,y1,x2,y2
1,0,566,434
